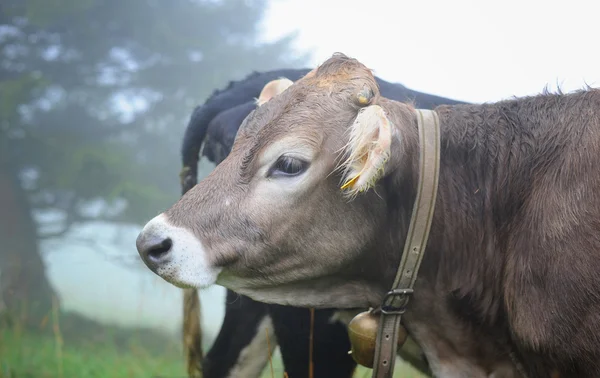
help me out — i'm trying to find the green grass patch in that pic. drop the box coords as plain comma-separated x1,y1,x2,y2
0,325,186,378
257,358,427,378
353,360,429,378
1,321,427,378
256,345,429,378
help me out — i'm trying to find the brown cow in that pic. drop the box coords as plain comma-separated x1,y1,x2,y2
136,53,600,378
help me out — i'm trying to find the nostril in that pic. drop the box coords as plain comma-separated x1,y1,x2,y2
147,237,173,262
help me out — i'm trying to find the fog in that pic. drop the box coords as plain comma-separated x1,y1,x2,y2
2,1,599,377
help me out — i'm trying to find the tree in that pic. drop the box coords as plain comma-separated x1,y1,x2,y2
0,0,308,326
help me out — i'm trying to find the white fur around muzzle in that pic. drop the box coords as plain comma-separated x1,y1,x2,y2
138,213,221,288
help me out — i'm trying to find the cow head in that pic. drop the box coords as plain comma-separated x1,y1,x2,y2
136,53,419,308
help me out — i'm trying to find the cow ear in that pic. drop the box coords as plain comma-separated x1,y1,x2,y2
257,77,294,106
339,105,393,197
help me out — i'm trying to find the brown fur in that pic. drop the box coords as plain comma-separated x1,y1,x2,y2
146,53,600,378
179,168,204,378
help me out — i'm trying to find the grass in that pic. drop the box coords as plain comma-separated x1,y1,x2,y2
1,316,427,378
257,359,427,378
0,324,187,378
352,360,429,378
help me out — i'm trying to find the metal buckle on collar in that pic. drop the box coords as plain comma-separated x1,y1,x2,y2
380,288,414,315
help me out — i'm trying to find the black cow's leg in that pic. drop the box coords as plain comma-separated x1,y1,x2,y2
268,304,357,378
203,290,271,378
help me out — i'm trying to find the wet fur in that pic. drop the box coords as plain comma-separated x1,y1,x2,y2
422,89,600,377
214,55,596,377
308,56,600,377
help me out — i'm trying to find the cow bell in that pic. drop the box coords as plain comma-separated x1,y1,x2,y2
347,310,408,368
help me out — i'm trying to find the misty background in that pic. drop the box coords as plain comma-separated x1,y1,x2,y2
1,0,599,377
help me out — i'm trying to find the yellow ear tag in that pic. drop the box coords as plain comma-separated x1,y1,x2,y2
340,174,360,190
357,95,370,106
340,164,367,191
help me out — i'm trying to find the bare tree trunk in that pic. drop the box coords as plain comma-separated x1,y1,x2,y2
0,138,57,328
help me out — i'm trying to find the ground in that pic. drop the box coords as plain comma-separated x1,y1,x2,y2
0,313,427,378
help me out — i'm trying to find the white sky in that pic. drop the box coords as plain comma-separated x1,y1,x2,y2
260,0,600,104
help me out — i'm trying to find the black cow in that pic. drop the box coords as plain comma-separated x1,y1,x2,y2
180,68,467,378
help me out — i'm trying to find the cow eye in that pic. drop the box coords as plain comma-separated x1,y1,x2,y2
268,156,309,177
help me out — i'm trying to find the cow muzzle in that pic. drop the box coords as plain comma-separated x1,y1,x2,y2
135,213,222,289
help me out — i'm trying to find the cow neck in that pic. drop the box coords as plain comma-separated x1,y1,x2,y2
372,108,441,378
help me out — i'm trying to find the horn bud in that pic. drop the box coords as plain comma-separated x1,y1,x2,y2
257,77,293,106
356,86,374,107
347,311,408,368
